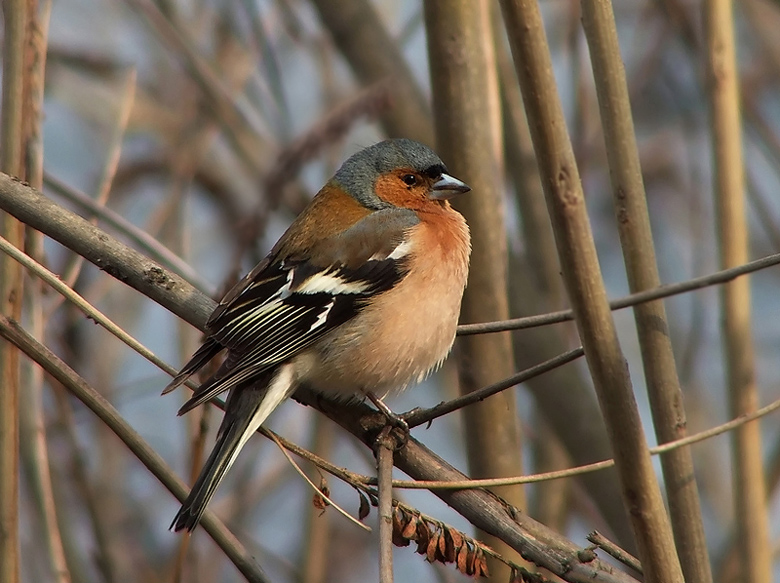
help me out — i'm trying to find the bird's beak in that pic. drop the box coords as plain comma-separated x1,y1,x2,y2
429,173,471,200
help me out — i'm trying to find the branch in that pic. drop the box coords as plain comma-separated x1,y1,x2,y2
456,251,780,335
0,172,637,583
0,316,270,583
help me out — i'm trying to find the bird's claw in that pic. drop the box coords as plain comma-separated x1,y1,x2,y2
366,392,409,450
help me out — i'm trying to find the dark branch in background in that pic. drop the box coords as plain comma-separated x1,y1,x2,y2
309,0,433,145
0,173,637,583
262,80,393,194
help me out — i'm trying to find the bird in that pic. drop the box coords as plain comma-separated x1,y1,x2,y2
164,138,471,532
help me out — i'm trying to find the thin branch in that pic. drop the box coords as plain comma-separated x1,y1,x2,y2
457,250,780,335
705,1,771,581
376,429,395,583
499,2,683,581
0,316,271,583
405,347,583,428
267,431,370,532
586,532,642,575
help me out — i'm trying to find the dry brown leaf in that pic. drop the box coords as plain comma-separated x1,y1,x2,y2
436,527,448,562
475,549,490,578
426,533,439,563
415,520,431,554
442,527,456,563
449,528,464,551
456,545,470,575
312,492,329,512
401,513,418,540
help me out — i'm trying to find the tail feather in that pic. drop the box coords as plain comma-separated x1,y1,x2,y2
171,364,296,532
162,339,222,395
176,353,246,416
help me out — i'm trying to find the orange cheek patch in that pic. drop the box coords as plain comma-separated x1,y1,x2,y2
374,173,426,209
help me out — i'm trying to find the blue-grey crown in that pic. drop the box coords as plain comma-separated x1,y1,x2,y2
333,139,447,209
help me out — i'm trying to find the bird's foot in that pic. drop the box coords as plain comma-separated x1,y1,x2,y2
366,392,409,449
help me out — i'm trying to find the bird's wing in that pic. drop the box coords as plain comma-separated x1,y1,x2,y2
165,209,420,414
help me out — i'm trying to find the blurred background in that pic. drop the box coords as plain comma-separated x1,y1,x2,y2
6,0,780,581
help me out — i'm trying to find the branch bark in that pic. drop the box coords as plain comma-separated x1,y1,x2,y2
0,0,28,579
498,2,685,582
425,1,525,577
705,1,771,581
580,2,712,581
0,172,639,583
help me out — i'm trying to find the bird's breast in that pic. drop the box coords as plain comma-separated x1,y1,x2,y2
298,210,470,397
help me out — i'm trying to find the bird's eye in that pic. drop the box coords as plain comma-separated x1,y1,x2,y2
402,174,418,186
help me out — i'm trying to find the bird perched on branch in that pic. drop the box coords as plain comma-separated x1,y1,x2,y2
164,138,471,532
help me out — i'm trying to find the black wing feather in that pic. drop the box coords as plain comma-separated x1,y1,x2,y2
171,253,409,415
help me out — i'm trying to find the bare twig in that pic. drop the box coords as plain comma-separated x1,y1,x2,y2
0,0,28,578
456,250,780,335
0,316,271,583
405,347,583,428
376,429,395,583
581,2,711,581
705,1,771,581
268,431,370,531
499,2,684,581
586,531,642,574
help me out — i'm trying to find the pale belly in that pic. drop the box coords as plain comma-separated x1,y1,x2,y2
295,208,470,398
297,278,462,397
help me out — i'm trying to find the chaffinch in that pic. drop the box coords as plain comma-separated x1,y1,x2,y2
164,138,471,532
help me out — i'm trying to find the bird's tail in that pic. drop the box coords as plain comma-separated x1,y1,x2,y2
171,363,296,532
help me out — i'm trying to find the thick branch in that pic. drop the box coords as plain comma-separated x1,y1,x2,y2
0,172,636,583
